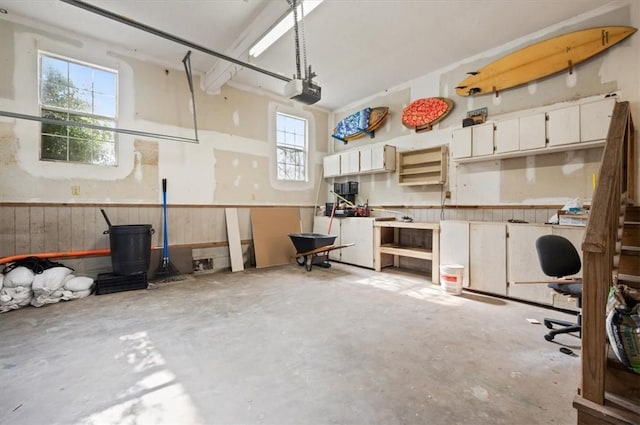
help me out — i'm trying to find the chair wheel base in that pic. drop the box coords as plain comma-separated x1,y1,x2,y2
544,334,555,341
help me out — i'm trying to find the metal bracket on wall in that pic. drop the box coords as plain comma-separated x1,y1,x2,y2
182,51,199,142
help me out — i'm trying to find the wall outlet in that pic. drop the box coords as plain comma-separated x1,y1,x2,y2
445,190,451,199
71,185,80,196
193,258,214,273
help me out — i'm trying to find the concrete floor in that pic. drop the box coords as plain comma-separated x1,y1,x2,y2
1,263,581,425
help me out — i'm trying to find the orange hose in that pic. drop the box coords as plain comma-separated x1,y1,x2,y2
0,249,111,265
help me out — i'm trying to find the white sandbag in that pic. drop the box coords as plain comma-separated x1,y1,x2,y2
5,286,32,303
0,286,33,313
59,290,75,300
3,267,35,288
30,294,63,308
32,267,74,295
64,276,94,292
69,289,92,299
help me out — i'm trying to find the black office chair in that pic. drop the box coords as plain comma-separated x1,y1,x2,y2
535,235,583,342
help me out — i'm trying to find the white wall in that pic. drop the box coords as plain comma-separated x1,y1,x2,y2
329,1,640,207
0,17,330,206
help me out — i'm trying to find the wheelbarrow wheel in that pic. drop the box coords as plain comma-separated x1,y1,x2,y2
296,255,306,266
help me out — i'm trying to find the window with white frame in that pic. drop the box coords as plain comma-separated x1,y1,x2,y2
39,53,118,165
276,112,307,181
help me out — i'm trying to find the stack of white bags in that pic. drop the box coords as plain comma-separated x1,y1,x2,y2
0,265,94,313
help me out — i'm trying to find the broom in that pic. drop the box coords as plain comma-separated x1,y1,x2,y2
152,178,185,282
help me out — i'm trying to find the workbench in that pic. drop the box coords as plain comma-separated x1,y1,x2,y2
373,221,440,284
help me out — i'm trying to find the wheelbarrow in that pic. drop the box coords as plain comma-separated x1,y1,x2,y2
288,233,354,271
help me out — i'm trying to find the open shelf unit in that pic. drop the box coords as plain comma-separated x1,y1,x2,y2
397,145,448,186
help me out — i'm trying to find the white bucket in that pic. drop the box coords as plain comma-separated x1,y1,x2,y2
440,264,464,295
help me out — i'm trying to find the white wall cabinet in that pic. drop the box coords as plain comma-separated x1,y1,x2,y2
313,216,341,261
440,220,584,306
451,127,472,159
506,224,553,305
580,97,616,142
451,123,494,159
469,222,507,296
518,113,547,151
439,221,470,287
494,118,519,154
547,105,580,146
472,122,495,157
313,216,383,268
507,224,585,308
323,144,395,177
453,95,616,163
340,218,375,267
323,155,341,177
342,150,360,175
361,144,396,173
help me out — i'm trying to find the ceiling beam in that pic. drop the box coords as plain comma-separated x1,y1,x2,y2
202,1,291,94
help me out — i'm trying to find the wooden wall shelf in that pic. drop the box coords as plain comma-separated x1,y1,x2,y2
397,145,448,186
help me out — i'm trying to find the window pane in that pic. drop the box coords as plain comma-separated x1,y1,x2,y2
69,137,94,163
41,81,70,108
69,62,93,91
277,163,286,180
95,142,116,166
276,114,285,132
94,70,116,96
293,133,305,148
293,119,305,135
41,135,68,161
73,89,93,114
94,94,116,117
41,56,68,82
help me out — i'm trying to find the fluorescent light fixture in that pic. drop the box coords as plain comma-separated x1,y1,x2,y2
249,0,324,58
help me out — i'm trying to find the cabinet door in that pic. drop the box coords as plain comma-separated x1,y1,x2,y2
340,218,374,268
507,224,553,305
552,226,585,267
323,154,340,177
519,113,546,150
439,221,470,287
313,216,341,260
472,122,494,157
360,148,372,172
547,105,580,146
469,223,507,295
370,145,387,171
580,98,615,142
494,118,519,154
341,150,360,175
451,128,472,159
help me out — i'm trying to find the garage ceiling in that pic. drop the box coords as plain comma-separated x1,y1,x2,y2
2,0,614,110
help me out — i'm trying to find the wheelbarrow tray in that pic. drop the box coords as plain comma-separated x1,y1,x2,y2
289,233,337,253
292,242,355,271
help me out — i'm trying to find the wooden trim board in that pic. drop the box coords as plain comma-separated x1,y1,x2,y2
225,208,244,272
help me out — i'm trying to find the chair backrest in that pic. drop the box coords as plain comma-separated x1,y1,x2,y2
535,234,581,278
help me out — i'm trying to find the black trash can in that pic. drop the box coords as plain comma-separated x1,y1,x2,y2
107,224,154,275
